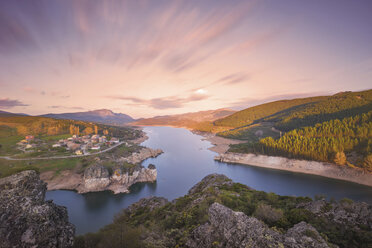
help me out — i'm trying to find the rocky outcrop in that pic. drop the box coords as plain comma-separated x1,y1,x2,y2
215,152,372,186
83,164,110,190
187,203,330,248
298,199,372,230
118,147,163,164
77,163,157,194
0,170,75,248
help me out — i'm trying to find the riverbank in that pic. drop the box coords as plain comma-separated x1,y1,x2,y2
202,133,372,187
41,147,162,193
41,128,163,193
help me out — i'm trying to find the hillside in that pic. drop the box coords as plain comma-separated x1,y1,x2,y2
215,90,372,134
211,89,372,170
75,174,372,248
41,109,134,126
132,108,235,129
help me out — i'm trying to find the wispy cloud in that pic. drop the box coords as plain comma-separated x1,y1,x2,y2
0,98,28,109
108,92,209,110
216,73,250,85
47,105,84,110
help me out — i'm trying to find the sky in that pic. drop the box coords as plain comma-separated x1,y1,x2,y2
0,0,371,118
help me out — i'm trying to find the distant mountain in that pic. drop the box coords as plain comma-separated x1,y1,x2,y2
0,110,29,117
132,108,236,127
41,109,134,126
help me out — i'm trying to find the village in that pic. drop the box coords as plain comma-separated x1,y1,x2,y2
17,134,121,156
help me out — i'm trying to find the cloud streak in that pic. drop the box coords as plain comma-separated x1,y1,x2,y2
0,98,28,109
108,93,209,110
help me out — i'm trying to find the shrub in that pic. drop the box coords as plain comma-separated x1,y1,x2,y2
254,203,283,225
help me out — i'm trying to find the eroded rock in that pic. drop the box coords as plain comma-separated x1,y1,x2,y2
0,170,75,248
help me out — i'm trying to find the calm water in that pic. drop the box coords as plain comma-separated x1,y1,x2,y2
46,126,372,235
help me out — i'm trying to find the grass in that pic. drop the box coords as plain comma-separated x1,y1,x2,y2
0,157,83,178
39,133,71,142
218,122,280,141
0,135,24,156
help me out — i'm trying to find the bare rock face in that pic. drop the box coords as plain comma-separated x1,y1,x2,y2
80,163,157,194
187,203,330,248
119,147,163,164
83,164,110,191
109,165,157,194
0,170,75,248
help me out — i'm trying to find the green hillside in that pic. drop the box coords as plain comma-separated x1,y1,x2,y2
230,111,372,170
214,96,326,128
216,90,372,139
211,89,372,170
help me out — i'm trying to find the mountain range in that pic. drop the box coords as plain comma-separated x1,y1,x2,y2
41,109,134,126
131,108,236,127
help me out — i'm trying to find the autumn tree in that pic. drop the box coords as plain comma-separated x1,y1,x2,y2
334,151,347,165
83,127,94,135
94,125,98,135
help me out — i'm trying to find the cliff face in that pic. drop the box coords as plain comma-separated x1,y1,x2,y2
78,164,157,194
118,147,163,164
0,170,75,248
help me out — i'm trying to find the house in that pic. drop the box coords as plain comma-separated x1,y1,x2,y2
66,141,81,151
72,134,79,139
25,144,33,149
91,145,100,150
52,143,61,148
25,135,34,141
110,137,119,144
75,150,83,155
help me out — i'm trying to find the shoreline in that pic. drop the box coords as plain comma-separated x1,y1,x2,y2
42,128,162,193
200,132,372,187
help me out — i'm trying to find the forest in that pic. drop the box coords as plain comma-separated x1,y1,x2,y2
230,111,372,170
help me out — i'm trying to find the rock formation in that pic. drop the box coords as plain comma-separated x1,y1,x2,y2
77,163,157,194
187,203,330,248
0,170,75,248
118,147,163,164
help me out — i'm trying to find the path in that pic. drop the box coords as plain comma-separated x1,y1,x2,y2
0,142,125,161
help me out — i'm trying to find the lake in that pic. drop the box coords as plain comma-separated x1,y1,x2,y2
46,126,372,235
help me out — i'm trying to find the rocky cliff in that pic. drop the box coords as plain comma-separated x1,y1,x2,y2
215,152,372,186
77,174,372,248
118,147,163,164
0,170,75,248
77,163,157,194
187,203,330,248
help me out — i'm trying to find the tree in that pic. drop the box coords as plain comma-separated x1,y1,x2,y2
333,151,347,165
83,127,94,135
363,154,372,171
94,125,98,135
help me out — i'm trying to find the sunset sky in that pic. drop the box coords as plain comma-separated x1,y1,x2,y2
1,0,371,118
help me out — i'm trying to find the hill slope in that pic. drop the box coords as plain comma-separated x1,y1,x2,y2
132,108,236,128
41,109,134,126
215,90,372,132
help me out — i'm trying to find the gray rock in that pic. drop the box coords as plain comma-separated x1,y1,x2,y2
187,203,331,248
0,170,75,248
188,174,233,195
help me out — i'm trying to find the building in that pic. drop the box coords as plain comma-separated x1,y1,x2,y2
25,135,34,141
52,144,61,148
75,150,83,155
91,145,100,150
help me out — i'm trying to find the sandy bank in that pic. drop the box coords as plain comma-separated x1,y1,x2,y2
202,133,372,187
